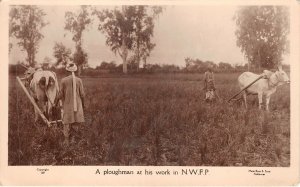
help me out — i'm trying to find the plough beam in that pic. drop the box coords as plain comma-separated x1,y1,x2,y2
227,75,264,103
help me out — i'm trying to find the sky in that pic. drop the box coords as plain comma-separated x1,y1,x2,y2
9,5,289,68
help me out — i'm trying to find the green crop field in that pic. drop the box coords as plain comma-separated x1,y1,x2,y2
8,73,290,166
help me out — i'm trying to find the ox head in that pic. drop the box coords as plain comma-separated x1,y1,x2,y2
24,67,35,78
38,74,58,121
23,64,42,79
274,65,290,85
28,69,59,122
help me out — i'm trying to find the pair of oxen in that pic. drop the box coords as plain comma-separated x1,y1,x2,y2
23,67,60,123
22,65,289,124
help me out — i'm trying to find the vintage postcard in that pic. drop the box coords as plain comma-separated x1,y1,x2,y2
0,0,299,185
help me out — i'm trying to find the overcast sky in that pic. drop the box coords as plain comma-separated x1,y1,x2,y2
9,5,288,68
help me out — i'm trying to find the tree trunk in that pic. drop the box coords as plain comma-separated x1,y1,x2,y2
136,39,140,72
122,54,127,74
27,52,32,66
78,64,83,76
248,62,250,71
143,58,147,68
32,51,35,66
121,38,128,74
136,55,140,72
27,49,34,67
28,8,36,67
258,48,261,72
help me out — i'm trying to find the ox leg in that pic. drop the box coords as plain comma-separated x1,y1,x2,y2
63,124,70,146
266,95,271,111
47,101,52,121
258,93,263,110
243,91,247,109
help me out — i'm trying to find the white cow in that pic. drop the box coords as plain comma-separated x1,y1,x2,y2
238,66,290,111
24,68,60,122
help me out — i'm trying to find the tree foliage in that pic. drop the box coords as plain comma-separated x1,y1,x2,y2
234,6,289,69
65,5,92,74
93,6,163,73
73,45,88,75
9,5,48,66
97,61,117,70
132,6,163,71
185,58,217,72
53,42,72,67
218,62,233,70
65,5,92,46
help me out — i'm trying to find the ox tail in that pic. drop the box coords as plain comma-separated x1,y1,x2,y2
51,71,60,93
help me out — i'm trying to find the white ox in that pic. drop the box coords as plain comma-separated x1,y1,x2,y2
238,66,289,111
24,68,60,122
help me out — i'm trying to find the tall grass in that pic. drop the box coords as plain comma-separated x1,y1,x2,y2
8,73,290,166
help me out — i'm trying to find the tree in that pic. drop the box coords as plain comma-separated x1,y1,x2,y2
161,64,180,73
218,62,232,70
185,57,192,68
184,57,218,73
93,6,162,74
93,6,135,74
65,5,92,75
234,6,289,70
73,45,88,74
97,61,117,70
127,55,139,71
53,42,72,67
132,6,163,71
9,5,48,66
42,56,53,69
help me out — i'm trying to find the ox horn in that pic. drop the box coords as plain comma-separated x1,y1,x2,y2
277,65,282,71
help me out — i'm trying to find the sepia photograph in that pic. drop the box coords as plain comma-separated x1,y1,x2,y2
7,3,292,167
2,0,299,185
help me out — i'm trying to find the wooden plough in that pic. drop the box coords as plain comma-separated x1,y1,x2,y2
16,76,63,127
227,75,264,103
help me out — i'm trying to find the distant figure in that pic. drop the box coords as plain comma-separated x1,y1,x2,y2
58,63,85,146
204,67,216,102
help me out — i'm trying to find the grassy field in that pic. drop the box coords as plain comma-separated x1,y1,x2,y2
8,73,290,166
